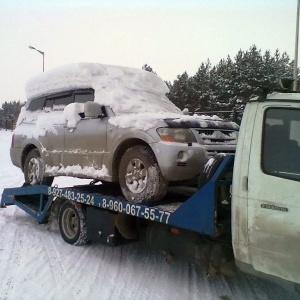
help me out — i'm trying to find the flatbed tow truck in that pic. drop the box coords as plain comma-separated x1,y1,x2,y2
1,89,300,292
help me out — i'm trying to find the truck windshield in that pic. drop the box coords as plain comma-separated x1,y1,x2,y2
262,108,300,181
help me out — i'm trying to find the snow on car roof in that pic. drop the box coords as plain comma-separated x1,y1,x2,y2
24,63,238,132
25,63,182,115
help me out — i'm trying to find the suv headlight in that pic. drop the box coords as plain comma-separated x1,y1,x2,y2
157,128,196,143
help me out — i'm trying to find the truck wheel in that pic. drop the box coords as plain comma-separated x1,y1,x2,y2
24,149,53,186
198,154,225,188
119,145,167,203
58,201,88,246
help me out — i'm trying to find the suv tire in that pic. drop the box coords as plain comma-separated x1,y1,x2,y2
24,149,54,186
119,145,167,203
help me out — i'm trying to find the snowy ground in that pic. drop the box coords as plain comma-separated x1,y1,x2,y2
0,130,298,300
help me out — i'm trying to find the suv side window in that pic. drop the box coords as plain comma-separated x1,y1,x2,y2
44,99,54,110
53,95,73,109
27,97,46,111
27,89,95,112
262,108,300,181
45,92,73,110
74,89,94,103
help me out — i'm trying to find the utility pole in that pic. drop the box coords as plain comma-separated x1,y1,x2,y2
293,0,300,91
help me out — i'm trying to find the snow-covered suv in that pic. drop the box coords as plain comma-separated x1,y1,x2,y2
11,63,238,203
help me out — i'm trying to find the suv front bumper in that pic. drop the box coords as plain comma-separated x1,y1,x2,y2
151,142,207,181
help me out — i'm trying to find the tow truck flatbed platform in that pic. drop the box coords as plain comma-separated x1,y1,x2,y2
1,155,234,239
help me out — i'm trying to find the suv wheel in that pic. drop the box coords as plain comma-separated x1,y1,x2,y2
24,149,54,186
119,145,167,203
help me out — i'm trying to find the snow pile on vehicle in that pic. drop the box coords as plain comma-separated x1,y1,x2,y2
108,112,239,131
63,102,85,128
45,164,109,178
22,63,239,132
25,63,181,115
108,112,176,131
15,109,65,138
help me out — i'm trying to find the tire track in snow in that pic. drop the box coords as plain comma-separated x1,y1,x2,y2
49,242,95,298
102,242,174,300
64,244,115,298
0,209,25,300
0,215,15,300
1,277,13,300
40,234,65,291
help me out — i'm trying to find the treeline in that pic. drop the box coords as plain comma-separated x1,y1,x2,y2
0,101,23,130
165,45,293,113
1,45,295,129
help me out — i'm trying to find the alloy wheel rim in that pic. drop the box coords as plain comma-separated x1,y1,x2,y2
28,158,40,184
125,158,147,194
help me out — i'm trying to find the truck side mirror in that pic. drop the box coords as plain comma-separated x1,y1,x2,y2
84,102,103,118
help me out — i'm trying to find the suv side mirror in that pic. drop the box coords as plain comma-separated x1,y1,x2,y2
84,102,103,118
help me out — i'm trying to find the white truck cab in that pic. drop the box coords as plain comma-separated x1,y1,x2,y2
232,92,300,285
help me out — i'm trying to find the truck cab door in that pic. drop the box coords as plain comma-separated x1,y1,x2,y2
247,104,300,284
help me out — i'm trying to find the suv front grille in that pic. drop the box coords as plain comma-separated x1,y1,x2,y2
194,129,237,144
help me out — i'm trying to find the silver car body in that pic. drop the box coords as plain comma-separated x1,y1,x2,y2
11,63,238,185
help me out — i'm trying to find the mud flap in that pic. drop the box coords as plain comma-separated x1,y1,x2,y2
86,207,134,246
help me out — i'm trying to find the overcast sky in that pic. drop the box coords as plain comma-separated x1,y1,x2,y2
0,0,296,104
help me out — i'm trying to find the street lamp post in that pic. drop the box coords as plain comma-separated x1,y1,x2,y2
29,46,45,72
293,0,300,91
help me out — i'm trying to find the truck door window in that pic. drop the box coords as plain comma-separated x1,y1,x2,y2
262,108,300,181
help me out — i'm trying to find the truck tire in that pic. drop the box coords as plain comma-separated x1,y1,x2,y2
198,154,225,188
24,149,53,186
119,145,167,203
58,201,88,246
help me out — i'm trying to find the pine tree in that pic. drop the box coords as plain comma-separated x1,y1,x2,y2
0,100,23,129
190,60,212,111
167,72,195,111
167,45,295,115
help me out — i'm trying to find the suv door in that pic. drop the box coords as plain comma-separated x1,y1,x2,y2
63,106,108,177
38,93,72,168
